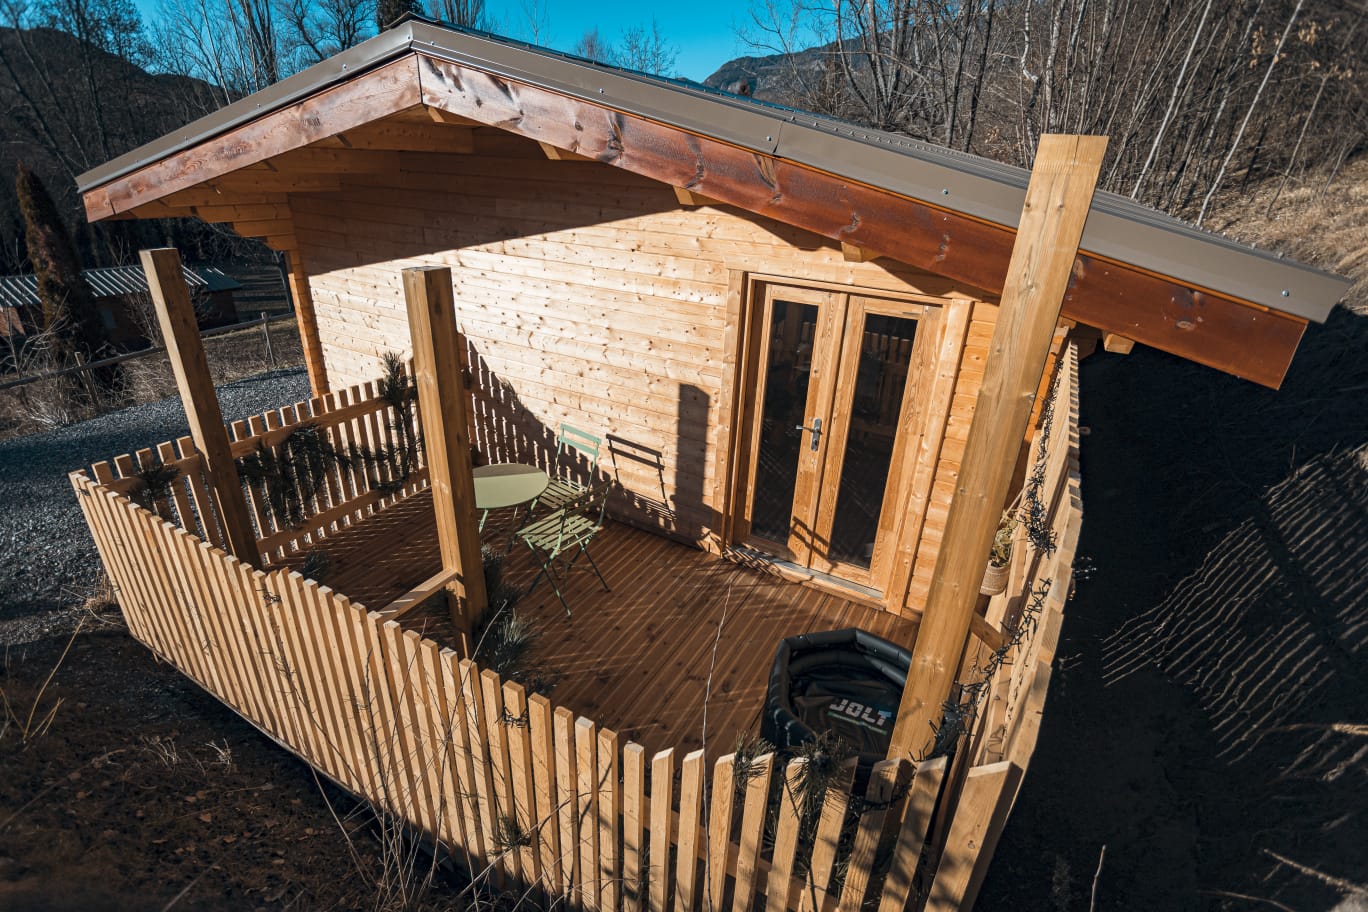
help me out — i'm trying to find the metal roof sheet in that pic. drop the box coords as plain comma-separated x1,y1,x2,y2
76,18,1351,323
0,265,240,310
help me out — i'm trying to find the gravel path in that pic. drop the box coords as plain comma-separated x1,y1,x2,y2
0,368,309,643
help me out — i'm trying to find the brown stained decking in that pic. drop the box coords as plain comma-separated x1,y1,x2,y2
293,488,920,758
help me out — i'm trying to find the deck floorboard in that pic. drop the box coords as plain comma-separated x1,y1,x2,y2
287,489,920,758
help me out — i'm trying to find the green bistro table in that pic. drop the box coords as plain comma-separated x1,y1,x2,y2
472,463,550,533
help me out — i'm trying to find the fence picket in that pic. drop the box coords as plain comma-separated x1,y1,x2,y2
554,707,581,903
504,681,544,894
462,661,504,882
802,758,857,912
838,760,910,912
598,728,622,912
441,650,490,864
705,754,736,912
384,621,445,841
923,762,1022,912
623,742,647,912
528,694,564,896
729,753,773,912
174,437,223,548
648,748,675,912
575,717,601,910
765,758,808,912
675,749,705,912
876,758,947,912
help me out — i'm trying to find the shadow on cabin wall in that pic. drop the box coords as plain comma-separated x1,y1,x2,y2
461,336,712,543
293,159,834,273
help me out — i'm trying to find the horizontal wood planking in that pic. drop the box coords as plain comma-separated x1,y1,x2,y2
294,156,992,584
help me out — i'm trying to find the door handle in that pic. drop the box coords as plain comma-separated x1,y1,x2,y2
794,417,822,451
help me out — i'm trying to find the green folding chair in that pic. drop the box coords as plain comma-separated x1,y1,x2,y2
533,424,604,515
517,481,611,616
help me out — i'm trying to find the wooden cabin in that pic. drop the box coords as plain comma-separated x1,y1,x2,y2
70,19,1349,911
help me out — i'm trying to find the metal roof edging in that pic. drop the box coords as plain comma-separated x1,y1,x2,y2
77,19,1351,323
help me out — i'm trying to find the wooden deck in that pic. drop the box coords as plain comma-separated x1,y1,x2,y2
292,489,920,757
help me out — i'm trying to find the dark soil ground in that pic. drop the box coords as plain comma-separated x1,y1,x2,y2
1,628,395,911
979,307,1368,910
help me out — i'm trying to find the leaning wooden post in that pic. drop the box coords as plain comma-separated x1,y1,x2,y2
139,247,258,562
401,266,488,643
888,135,1107,759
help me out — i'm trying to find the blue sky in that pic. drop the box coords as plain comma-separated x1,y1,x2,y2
132,0,753,83
485,0,750,81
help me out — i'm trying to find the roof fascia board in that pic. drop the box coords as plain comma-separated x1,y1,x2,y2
402,24,1347,321
76,23,422,193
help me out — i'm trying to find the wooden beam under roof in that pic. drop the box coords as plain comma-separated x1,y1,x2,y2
673,187,721,206
538,141,593,162
257,147,403,174
80,55,420,220
841,242,874,263
80,50,1309,387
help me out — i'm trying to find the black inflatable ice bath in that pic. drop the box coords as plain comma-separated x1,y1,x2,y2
761,628,910,767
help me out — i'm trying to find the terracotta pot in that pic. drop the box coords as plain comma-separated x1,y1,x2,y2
980,560,1010,596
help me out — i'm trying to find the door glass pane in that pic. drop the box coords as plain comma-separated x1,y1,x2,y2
750,299,819,544
827,313,918,568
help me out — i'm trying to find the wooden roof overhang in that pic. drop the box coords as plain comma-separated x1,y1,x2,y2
77,21,1351,388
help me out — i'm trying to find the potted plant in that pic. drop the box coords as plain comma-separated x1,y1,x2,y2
980,510,1016,596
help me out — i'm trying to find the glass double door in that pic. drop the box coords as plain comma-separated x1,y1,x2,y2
741,283,925,588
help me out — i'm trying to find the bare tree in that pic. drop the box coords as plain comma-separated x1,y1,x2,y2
617,19,679,76
1197,0,1304,224
516,0,548,44
572,27,614,64
429,0,484,28
279,0,374,67
739,0,1366,218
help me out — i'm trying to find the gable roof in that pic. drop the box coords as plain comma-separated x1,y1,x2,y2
0,265,240,311
75,18,1352,388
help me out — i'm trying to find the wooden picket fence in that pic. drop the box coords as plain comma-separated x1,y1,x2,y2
68,344,1083,911
95,372,429,565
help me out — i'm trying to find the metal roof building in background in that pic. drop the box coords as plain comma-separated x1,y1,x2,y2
0,265,240,313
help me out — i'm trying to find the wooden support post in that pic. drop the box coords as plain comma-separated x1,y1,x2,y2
401,266,488,642
888,135,1107,759
284,250,328,397
139,247,258,562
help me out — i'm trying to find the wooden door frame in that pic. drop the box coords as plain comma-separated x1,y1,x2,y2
712,271,964,610
739,282,845,563
807,294,935,587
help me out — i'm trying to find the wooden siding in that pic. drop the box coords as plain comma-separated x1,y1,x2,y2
290,134,997,616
